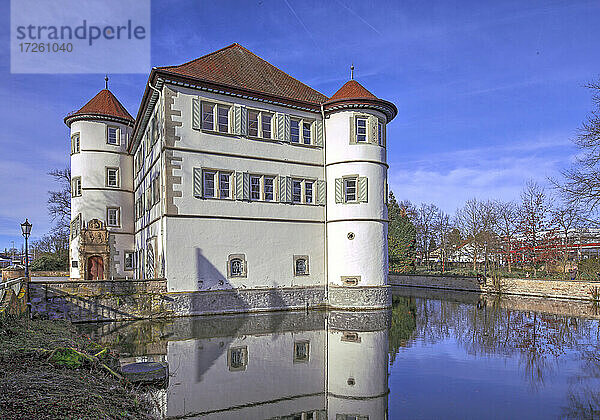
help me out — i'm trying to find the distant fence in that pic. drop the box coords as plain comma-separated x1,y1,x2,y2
0,277,28,317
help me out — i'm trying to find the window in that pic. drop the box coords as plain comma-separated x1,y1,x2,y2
355,118,367,142
71,133,80,154
152,176,160,205
217,105,229,133
292,179,302,202
203,170,215,198
250,175,261,200
378,121,384,146
107,126,119,145
305,181,313,204
202,102,214,130
294,341,310,362
227,254,247,278
294,255,309,276
303,122,312,145
261,113,272,139
219,172,230,199
290,118,300,143
344,178,357,202
106,168,119,188
106,207,120,227
228,346,248,371
203,170,232,199
264,176,274,201
248,110,259,137
124,251,135,271
71,177,81,197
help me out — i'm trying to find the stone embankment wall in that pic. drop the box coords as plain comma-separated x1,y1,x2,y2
390,274,600,302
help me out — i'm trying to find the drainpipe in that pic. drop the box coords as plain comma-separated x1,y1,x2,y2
321,104,328,306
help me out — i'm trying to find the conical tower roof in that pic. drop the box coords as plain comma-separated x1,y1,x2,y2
324,79,397,121
65,89,134,127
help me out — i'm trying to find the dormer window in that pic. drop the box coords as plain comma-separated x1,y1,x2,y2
107,126,119,145
355,118,367,142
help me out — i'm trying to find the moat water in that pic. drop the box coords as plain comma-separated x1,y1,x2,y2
77,288,600,419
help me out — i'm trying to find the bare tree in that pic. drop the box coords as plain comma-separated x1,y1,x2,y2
433,210,452,272
555,80,600,220
415,203,439,267
48,167,71,226
518,180,550,276
495,200,519,272
551,198,589,277
455,198,497,270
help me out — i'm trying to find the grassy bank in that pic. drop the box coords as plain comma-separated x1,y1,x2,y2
0,316,156,419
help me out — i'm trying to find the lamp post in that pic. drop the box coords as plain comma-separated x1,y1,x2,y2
21,219,32,278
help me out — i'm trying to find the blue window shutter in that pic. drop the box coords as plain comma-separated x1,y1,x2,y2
193,167,202,198
192,97,201,129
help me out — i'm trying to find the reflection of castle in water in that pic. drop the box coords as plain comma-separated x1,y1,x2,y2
84,310,390,419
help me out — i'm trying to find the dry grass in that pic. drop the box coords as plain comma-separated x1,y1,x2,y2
0,316,157,420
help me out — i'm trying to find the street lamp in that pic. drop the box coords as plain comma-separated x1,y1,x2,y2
20,219,32,278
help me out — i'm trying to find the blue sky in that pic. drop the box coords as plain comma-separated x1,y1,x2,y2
0,0,599,249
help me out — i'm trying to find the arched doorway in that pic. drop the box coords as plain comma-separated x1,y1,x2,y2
87,256,104,280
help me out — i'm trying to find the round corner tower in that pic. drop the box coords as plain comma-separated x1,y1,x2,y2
65,84,135,280
323,79,397,309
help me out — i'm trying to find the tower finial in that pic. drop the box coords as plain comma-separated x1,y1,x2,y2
350,64,354,80
105,75,109,90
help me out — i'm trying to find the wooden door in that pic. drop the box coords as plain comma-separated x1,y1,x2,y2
87,256,104,280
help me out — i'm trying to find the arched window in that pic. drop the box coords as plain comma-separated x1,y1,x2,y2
294,255,309,276
227,254,247,278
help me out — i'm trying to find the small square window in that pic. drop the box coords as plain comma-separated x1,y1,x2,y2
248,110,259,137
250,175,261,200
290,119,300,143
344,178,357,202
261,113,272,139
203,171,215,198
294,255,309,276
227,254,247,278
106,207,120,227
217,105,229,133
356,118,367,142
124,251,135,271
294,341,310,362
107,126,119,145
106,168,119,188
202,102,214,130
228,346,248,371
302,122,312,145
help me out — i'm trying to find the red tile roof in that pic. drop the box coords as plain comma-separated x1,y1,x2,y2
328,80,378,102
65,89,134,126
157,43,328,105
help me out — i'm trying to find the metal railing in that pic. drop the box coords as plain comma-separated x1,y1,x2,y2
0,277,27,304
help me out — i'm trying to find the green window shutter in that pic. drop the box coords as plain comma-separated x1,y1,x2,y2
240,106,248,136
349,114,356,144
335,178,343,203
192,97,201,129
317,180,326,205
368,116,378,144
277,113,286,141
358,176,368,202
284,114,291,142
243,172,250,200
235,171,244,200
315,120,323,147
233,105,242,135
193,167,202,198
278,176,287,202
286,177,293,202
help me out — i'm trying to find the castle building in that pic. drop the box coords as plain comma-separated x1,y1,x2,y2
65,43,397,310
